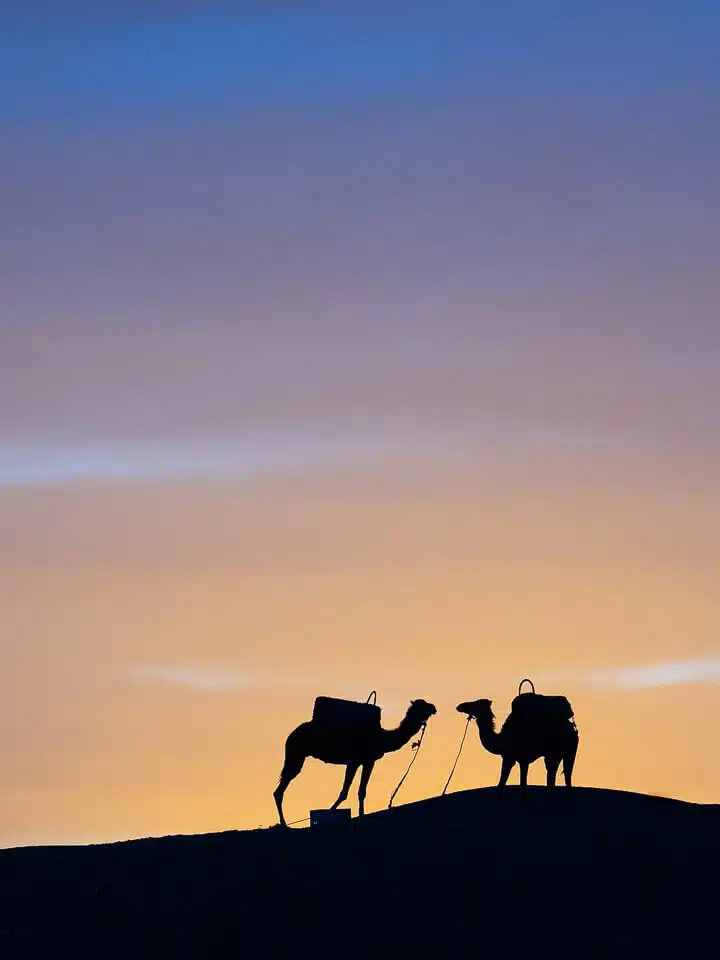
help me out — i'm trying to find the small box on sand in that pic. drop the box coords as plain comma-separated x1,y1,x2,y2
310,809,352,827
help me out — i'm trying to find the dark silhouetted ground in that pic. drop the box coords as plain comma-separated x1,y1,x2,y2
1,787,717,958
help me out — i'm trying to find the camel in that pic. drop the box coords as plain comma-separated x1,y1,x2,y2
456,693,578,790
273,698,437,827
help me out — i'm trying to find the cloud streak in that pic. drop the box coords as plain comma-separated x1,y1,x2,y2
0,431,445,487
128,666,418,713
0,419,630,487
585,657,720,691
131,665,254,691
543,657,720,692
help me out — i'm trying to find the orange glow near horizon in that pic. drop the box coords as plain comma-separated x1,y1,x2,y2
1,453,718,847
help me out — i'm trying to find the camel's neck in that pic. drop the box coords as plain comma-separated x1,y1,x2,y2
380,714,425,754
475,716,504,756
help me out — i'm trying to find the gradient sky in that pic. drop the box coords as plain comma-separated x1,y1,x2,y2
1,1,719,846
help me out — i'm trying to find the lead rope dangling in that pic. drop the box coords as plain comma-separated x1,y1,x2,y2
441,715,472,796
388,721,427,809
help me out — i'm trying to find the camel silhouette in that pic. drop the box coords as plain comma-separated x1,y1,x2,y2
273,698,437,827
456,689,578,789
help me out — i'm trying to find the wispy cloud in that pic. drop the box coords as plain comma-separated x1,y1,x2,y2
542,656,720,692
0,432,443,486
128,665,414,713
0,420,629,487
585,657,720,690
130,665,254,691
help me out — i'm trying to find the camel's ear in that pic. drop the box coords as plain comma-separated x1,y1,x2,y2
410,699,416,705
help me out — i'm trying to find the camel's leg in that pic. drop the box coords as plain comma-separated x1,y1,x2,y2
273,747,306,828
519,761,529,791
331,763,359,810
563,736,578,788
498,755,515,788
545,755,561,789
357,761,375,817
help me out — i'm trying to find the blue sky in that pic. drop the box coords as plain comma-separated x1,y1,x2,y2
3,2,719,126
2,0,719,484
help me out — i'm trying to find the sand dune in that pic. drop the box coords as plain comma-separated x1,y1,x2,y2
1,787,717,958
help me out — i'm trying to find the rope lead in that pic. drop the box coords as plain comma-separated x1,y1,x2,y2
388,722,427,808
441,715,472,796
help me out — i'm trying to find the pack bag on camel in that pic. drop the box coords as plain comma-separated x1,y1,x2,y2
511,678,575,726
311,690,382,731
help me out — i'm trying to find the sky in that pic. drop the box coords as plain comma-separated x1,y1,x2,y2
1,1,719,846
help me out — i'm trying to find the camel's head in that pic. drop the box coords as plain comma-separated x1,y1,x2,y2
408,699,437,724
456,698,494,722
